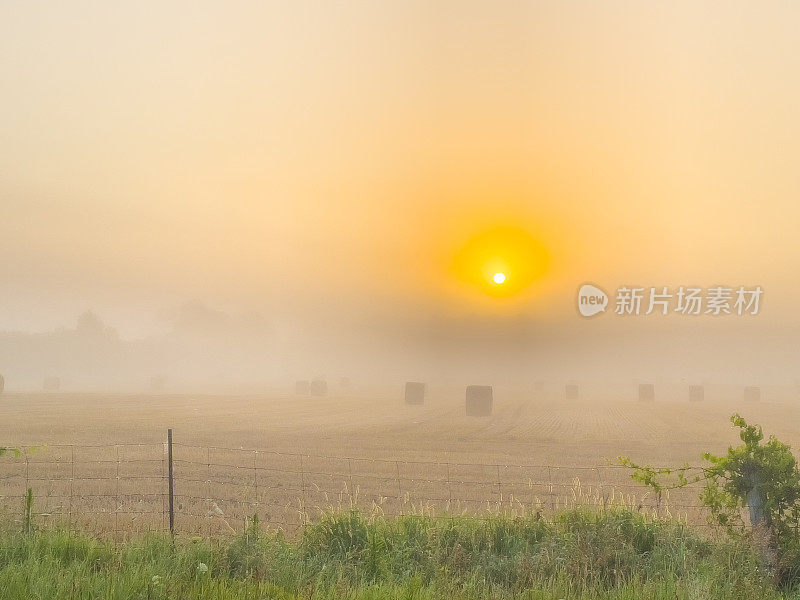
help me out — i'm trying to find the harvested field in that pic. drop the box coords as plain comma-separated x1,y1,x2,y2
3,385,800,537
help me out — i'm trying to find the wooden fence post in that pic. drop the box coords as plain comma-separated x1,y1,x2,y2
168,429,174,535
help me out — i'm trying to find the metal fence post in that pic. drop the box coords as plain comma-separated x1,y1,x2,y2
167,429,174,535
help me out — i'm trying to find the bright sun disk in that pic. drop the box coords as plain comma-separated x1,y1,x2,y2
452,225,548,298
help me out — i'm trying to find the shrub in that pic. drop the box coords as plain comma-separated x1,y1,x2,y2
621,413,800,586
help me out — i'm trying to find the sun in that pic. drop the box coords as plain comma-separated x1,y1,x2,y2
452,225,548,298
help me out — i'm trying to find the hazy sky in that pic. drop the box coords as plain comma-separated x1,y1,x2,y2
2,2,800,385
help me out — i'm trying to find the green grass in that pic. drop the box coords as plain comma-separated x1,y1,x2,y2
0,508,796,599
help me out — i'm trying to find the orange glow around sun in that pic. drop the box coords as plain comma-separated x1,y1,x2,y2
452,226,548,298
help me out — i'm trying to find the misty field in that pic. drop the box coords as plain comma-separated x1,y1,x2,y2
3,385,800,538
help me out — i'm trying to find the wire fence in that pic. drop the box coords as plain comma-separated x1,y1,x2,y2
0,431,715,539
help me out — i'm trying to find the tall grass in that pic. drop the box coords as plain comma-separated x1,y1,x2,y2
0,508,793,599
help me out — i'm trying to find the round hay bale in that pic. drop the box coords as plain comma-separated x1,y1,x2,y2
638,383,655,402
465,385,493,417
310,379,328,396
43,376,60,392
295,380,310,395
565,384,579,400
744,386,761,402
404,381,426,405
688,384,704,402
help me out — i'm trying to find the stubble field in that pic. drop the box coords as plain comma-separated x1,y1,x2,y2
2,383,799,537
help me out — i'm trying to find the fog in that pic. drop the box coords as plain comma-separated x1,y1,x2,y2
2,2,800,393
0,300,795,393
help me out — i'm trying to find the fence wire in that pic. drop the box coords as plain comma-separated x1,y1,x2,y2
0,438,715,539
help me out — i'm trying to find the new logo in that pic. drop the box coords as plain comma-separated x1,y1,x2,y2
577,284,608,317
